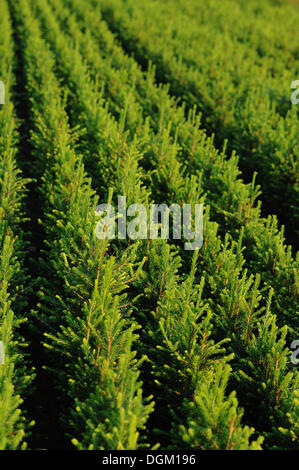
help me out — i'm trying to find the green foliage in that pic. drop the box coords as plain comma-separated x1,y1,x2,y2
99,0,299,246
1,0,297,451
11,0,154,449
0,0,33,450
49,0,298,337
173,363,264,450
235,314,299,449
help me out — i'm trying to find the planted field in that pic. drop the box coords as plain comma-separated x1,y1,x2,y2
0,0,298,452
